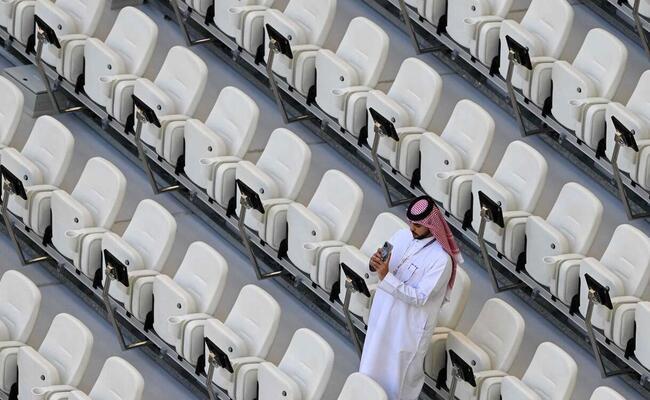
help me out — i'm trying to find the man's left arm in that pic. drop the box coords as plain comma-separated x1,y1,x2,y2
379,256,450,307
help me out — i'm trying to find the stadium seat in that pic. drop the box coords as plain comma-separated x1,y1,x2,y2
203,285,281,397
16,314,92,400
34,0,104,73
403,0,446,27
234,128,311,249
0,0,35,44
603,70,650,190
49,157,126,266
446,0,513,60
420,99,495,220
338,212,408,322
445,298,525,400
31,356,144,400
1,116,74,235
639,0,650,17
478,342,577,400
520,183,602,299
549,29,627,139
337,373,387,400
81,7,158,123
211,0,275,49
366,57,442,177
234,328,334,400
470,141,547,252
590,387,626,400
634,301,650,369
184,86,259,194
314,17,389,127
286,169,363,291
100,199,176,305
0,271,41,394
0,76,24,149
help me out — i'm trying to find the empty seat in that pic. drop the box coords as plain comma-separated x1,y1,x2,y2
314,17,389,126
0,116,74,236
100,199,176,305
337,373,387,400
479,342,577,400
634,302,650,369
590,387,626,400
445,298,525,400
49,157,126,265
81,7,158,123
211,0,275,49
520,183,602,300
0,0,35,44
366,57,442,178
403,0,446,26
286,169,363,291
203,285,281,396
234,328,334,400
17,313,93,400
420,100,495,220
0,76,24,149
446,0,513,60
470,141,547,252
31,356,144,400
0,271,41,394
638,0,650,17
183,86,259,195
338,212,408,322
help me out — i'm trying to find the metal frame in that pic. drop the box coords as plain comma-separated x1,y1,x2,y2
610,137,650,220
341,279,363,356
205,354,219,400
588,0,650,58
169,0,214,46
397,0,445,54
447,367,460,400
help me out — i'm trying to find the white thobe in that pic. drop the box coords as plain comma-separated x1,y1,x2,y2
359,228,452,400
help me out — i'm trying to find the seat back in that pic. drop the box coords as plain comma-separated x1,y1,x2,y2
256,128,311,200
599,224,650,298
440,99,495,171
71,157,127,229
278,328,334,400
359,212,408,257
625,70,650,117
520,0,573,58
335,17,389,87
0,271,41,343
467,298,524,371
307,170,364,242
337,373,387,400
204,86,259,159
174,241,228,315
546,182,603,255
636,302,650,369
104,7,158,76
225,285,281,358
153,46,208,116
572,29,627,99
38,313,93,386
0,76,24,146
122,199,176,271
387,57,442,128
437,268,471,329
283,0,336,46
493,141,547,212
89,357,144,400
21,116,75,187
53,0,104,35
590,387,626,400
521,342,577,400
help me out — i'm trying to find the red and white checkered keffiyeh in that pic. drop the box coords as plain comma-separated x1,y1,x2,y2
407,197,463,289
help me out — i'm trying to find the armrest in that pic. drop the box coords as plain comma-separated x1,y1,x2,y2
100,74,139,100
64,227,108,254
498,376,541,400
434,169,476,196
199,156,241,182
305,240,346,268
570,97,610,128
159,114,190,129
31,385,76,400
0,341,25,352
331,85,372,111
503,212,529,262
290,44,320,57
529,58,557,105
474,370,509,397
257,362,301,399
228,5,267,29
168,313,212,341
68,391,91,400
464,15,503,42
58,33,86,46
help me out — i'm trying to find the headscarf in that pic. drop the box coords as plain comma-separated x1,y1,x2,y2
406,196,463,290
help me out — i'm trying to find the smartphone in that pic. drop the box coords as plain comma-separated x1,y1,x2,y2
380,241,393,261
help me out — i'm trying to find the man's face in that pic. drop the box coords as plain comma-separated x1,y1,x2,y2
409,222,431,239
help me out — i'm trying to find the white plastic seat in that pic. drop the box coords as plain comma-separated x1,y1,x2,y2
519,183,602,302
590,387,626,400
286,169,363,291
0,0,35,44
0,116,74,235
404,0,446,26
0,76,24,149
0,271,41,394
478,342,577,400
366,57,442,178
34,0,104,74
337,373,387,400
549,29,627,141
16,313,92,400
49,157,126,265
637,0,650,17
233,128,311,249
183,86,259,194
234,328,334,400
338,212,408,322
314,17,389,127
470,141,547,252
634,302,650,369
444,298,525,400
100,199,176,305
210,0,274,49
446,0,513,60
133,46,208,160
420,99,495,220
203,284,281,397
81,7,158,123
32,356,144,400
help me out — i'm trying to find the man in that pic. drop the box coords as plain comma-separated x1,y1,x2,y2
359,196,462,400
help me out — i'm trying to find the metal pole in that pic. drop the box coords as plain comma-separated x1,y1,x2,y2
632,0,650,57
237,198,283,280
342,279,363,356
169,0,213,46
610,139,650,220
369,126,415,207
504,54,548,137
205,357,217,400
397,0,445,54
447,368,459,400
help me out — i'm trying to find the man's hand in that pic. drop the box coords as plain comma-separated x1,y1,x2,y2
370,249,391,280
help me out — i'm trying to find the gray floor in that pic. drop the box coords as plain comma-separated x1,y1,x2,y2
0,0,648,399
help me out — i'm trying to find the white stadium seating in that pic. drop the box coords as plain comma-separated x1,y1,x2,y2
404,0,446,26
212,0,275,49
0,76,24,149
591,387,627,400
337,372,387,400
